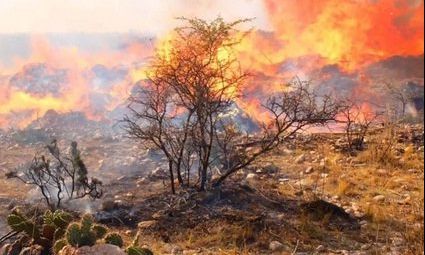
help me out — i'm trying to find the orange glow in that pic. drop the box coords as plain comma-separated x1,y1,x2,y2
0,0,423,128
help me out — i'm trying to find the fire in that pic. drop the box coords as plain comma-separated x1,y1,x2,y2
0,36,153,128
262,0,424,71
0,1,423,128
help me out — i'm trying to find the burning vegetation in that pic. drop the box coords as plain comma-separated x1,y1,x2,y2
0,1,424,255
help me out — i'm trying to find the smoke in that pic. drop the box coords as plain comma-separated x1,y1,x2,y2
0,0,423,128
0,0,270,34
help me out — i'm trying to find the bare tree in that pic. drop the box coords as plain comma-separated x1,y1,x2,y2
124,17,249,192
381,81,416,121
6,141,102,209
340,100,382,151
123,18,342,193
212,80,342,187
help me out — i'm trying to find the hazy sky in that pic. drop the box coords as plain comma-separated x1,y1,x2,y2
0,0,270,35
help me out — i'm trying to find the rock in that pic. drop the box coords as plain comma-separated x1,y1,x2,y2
19,245,43,255
332,195,340,201
102,199,133,210
138,220,157,229
305,166,314,174
282,149,294,156
351,203,360,212
268,212,285,222
354,211,366,218
319,159,326,168
59,244,126,255
0,244,10,255
359,220,368,225
295,154,306,164
171,246,183,255
376,169,388,175
262,163,280,174
136,178,146,186
392,237,404,246
117,175,126,181
345,208,354,214
373,195,386,202
151,167,166,177
151,211,164,219
182,250,201,255
268,241,288,252
320,173,329,178
246,173,257,180
407,169,418,174
163,244,183,255
338,250,350,255
361,244,371,250
278,178,290,184
124,192,134,198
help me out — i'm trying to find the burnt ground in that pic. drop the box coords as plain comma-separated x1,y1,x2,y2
95,177,364,254
0,122,424,254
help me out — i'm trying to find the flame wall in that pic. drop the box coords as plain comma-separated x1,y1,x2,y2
0,0,423,128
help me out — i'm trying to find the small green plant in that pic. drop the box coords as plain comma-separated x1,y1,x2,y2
64,214,100,248
104,233,124,248
6,209,73,254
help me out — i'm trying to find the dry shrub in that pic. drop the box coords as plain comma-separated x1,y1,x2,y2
402,193,424,254
358,125,400,168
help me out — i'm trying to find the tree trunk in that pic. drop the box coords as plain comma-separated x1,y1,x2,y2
168,160,176,194
401,102,406,119
199,159,209,191
176,161,184,185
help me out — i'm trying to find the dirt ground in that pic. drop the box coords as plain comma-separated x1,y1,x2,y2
0,125,423,254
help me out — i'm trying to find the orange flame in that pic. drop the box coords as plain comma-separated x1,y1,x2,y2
0,0,423,128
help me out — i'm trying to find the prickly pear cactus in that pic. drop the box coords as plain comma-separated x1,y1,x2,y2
44,210,73,230
92,225,108,239
80,214,94,232
78,230,97,247
41,224,56,241
7,211,40,240
104,233,124,248
41,210,72,243
65,223,81,247
126,246,154,255
53,239,68,254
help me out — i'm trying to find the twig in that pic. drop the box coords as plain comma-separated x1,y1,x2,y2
291,239,300,254
0,231,19,245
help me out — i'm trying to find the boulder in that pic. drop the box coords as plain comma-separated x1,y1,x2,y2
59,244,126,255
